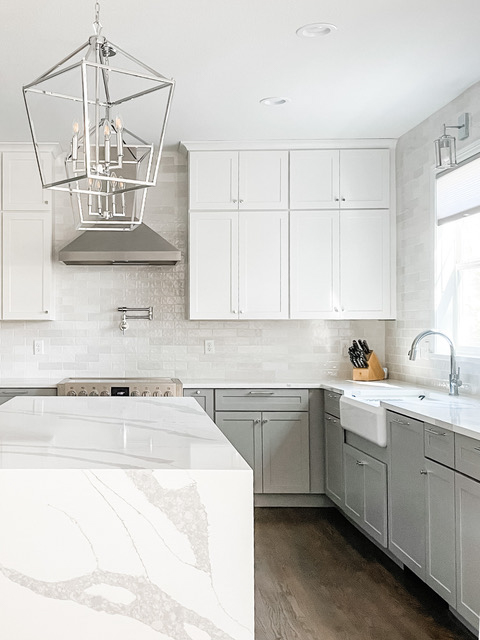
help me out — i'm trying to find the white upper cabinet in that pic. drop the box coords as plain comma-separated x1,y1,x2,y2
2,211,53,320
189,212,239,319
239,211,288,319
238,151,288,210
290,209,392,319
289,148,390,210
2,151,53,211
189,211,288,320
340,149,390,209
189,151,239,210
189,150,288,211
339,210,391,318
186,141,395,321
290,211,339,318
290,150,339,209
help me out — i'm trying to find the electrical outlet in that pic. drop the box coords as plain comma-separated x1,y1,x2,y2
341,340,350,358
33,340,44,355
204,339,215,354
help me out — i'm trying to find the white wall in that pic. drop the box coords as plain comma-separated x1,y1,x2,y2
0,152,385,382
387,80,480,395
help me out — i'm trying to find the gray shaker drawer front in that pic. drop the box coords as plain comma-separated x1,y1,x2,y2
324,391,341,418
424,423,454,468
215,389,308,412
455,433,480,482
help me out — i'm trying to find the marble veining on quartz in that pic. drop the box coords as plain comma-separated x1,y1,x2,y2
0,397,251,470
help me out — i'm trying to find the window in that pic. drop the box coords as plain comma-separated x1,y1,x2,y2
435,156,480,355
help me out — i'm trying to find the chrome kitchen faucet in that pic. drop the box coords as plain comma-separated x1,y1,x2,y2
408,330,462,396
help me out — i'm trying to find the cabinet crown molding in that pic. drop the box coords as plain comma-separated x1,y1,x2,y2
179,139,397,154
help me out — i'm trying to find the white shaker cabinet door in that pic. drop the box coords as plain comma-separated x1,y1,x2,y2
2,211,53,320
290,150,340,209
238,151,288,210
290,211,340,318
339,210,391,318
189,151,239,210
239,211,289,319
340,149,390,209
188,212,239,319
2,151,52,211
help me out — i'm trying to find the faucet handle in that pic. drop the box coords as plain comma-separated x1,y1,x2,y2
456,367,462,387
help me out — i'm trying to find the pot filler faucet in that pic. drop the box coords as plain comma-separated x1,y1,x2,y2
408,330,462,396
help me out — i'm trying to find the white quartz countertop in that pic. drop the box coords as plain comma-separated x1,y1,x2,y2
0,396,251,471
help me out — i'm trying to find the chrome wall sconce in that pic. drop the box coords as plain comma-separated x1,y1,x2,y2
23,2,174,231
434,113,470,169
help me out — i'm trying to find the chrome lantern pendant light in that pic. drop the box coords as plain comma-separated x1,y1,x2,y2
23,2,175,230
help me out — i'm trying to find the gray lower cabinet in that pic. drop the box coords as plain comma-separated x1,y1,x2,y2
215,409,310,494
387,411,426,577
262,412,309,493
424,458,456,607
215,411,262,490
0,387,56,405
324,413,344,507
455,472,480,629
183,388,214,420
343,442,387,547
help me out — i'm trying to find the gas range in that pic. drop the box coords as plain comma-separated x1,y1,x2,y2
57,378,183,398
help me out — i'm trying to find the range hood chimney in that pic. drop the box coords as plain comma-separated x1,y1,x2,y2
59,224,181,266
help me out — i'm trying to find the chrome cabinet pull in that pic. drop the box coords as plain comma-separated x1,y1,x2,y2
420,469,428,475
248,391,274,396
355,460,366,466
392,417,410,426
473,447,480,453
254,419,261,424
0,390,28,395
425,428,446,437
195,390,201,395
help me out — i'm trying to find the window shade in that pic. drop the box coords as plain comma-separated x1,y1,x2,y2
436,156,480,225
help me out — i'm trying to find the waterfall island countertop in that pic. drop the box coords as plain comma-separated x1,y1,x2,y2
0,396,254,640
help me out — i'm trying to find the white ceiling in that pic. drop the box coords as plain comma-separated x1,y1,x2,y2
3,0,480,148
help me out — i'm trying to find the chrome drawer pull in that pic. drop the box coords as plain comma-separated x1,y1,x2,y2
425,428,446,437
0,390,28,395
355,460,366,466
392,418,409,425
248,392,275,396
420,469,428,475
473,447,480,453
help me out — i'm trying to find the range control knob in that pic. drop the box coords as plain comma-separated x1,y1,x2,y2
153,391,160,397
164,390,173,397
100,390,110,396
66,390,77,396
142,390,151,397
131,390,140,397
89,390,99,396
78,389,88,396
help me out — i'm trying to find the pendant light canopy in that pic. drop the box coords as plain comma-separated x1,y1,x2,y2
23,2,175,230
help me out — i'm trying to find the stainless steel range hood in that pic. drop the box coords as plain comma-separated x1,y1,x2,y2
59,224,181,266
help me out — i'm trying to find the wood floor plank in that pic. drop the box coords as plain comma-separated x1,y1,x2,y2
254,508,475,640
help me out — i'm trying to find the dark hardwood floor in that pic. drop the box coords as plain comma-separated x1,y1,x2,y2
255,508,475,640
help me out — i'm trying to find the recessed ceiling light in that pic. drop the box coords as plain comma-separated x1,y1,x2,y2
260,97,290,106
296,23,337,38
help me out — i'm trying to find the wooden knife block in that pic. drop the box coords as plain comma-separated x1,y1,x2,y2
352,351,385,381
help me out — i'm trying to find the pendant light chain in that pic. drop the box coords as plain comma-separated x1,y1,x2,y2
93,1,102,36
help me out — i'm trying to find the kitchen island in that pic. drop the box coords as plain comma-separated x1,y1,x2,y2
0,396,253,640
